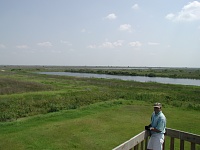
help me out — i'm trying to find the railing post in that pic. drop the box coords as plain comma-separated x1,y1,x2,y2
140,141,144,150
134,144,139,150
191,142,195,150
145,136,148,149
170,137,174,150
180,139,184,150
163,138,165,150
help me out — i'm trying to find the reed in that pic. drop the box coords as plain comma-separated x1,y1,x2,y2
0,68,200,149
0,70,200,121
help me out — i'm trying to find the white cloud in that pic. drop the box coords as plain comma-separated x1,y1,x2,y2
113,40,124,47
37,42,53,47
16,45,29,49
129,41,142,47
101,40,124,48
101,42,115,48
0,44,6,49
119,24,132,32
105,13,117,20
165,13,175,20
166,1,200,21
132,4,139,10
148,42,160,45
88,40,124,49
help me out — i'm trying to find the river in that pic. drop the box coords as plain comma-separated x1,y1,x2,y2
38,72,200,86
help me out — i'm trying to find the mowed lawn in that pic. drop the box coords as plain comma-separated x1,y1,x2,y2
0,100,200,150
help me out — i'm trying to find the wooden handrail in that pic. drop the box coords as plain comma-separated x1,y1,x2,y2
113,128,200,150
165,128,200,150
113,130,149,150
165,128,200,144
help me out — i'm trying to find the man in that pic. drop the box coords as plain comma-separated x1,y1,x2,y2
145,102,166,150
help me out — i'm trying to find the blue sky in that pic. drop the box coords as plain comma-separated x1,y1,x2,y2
0,0,200,67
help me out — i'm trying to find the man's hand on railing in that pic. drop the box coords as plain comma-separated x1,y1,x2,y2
145,125,151,130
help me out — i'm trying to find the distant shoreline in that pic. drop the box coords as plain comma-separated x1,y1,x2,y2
1,65,200,69
1,65,200,80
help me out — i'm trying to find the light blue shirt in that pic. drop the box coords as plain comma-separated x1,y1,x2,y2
150,111,166,134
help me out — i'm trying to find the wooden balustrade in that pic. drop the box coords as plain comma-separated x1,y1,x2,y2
113,128,200,150
164,128,200,150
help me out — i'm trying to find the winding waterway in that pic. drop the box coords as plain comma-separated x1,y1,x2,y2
38,72,200,86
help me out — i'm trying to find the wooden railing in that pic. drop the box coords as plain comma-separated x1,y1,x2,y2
113,128,200,150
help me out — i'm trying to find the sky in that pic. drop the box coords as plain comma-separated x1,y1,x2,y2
0,0,200,67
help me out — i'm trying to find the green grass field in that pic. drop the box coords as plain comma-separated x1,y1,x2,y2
0,100,199,150
0,67,200,149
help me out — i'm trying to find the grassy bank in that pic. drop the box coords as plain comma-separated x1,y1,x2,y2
0,69,200,121
0,68,200,149
0,100,200,150
64,67,200,79
1,65,200,79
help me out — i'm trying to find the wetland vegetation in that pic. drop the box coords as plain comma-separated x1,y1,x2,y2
64,66,200,79
0,65,200,149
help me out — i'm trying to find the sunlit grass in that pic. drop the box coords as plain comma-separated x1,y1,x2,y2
0,69,200,149
0,100,199,150
0,70,200,121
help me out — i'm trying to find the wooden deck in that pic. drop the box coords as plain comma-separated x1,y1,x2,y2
113,128,200,150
